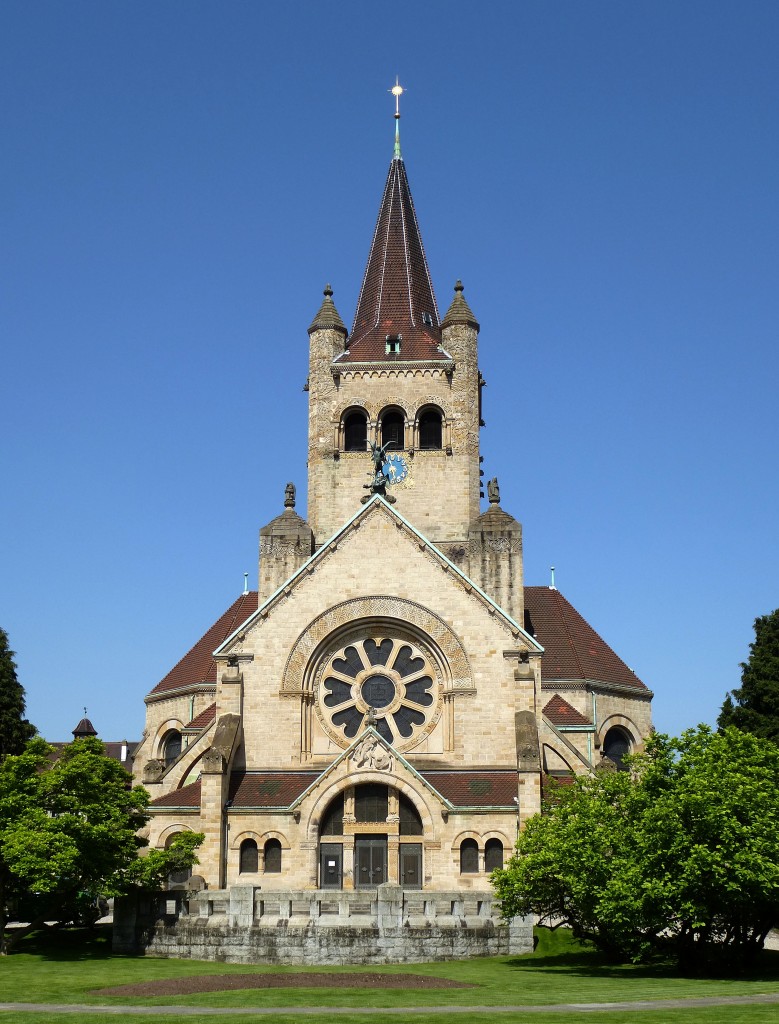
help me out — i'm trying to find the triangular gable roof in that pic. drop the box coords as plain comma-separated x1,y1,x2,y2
214,495,543,657
543,694,592,727
287,726,456,813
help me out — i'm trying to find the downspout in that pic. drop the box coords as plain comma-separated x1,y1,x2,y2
220,799,233,890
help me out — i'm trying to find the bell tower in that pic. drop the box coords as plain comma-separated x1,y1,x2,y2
306,89,482,561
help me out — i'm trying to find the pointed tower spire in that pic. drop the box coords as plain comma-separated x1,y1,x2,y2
341,84,445,364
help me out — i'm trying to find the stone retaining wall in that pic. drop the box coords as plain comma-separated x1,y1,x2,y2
114,883,533,964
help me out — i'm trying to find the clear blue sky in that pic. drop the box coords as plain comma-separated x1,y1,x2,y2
2,1,777,743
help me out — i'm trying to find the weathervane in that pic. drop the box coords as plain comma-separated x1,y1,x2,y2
389,77,404,159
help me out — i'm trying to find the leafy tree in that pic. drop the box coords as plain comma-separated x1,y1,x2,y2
0,736,202,954
719,609,779,742
0,628,36,759
492,726,779,969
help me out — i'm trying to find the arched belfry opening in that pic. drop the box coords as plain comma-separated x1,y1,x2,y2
318,782,424,889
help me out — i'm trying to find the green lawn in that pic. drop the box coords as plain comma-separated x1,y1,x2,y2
1,925,778,1023
3,1012,779,1024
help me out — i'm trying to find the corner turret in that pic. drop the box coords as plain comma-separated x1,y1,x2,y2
258,483,314,601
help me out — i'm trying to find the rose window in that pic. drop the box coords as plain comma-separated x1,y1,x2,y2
319,636,437,748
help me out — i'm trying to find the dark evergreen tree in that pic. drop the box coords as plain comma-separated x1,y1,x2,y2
0,628,36,760
718,609,779,742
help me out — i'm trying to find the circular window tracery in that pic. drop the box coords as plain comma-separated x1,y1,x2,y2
318,635,439,749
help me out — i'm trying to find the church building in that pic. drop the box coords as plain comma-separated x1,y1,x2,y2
131,97,652,900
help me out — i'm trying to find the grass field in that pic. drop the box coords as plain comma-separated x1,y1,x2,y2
1,926,778,1023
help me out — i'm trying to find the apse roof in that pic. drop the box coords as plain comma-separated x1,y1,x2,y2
147,580,645,701
148,591,259,698
525,586,647,691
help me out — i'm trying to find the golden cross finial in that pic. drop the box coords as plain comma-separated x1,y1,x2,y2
390,78,405,158
390,77,404,119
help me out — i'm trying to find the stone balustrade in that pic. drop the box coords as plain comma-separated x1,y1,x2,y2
113,883,532,964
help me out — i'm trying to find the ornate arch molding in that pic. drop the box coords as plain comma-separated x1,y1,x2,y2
597,714,640,749
412,395,452,421
231,829,262,849
156,822,196,847
303,770,438,842
281,596,472,697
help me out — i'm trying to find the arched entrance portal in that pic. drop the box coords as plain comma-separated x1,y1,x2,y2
318,783,423,889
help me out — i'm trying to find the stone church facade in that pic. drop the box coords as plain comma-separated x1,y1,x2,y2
130,119,652,918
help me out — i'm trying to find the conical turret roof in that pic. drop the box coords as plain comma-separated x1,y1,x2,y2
341,157,446,363
308,284,347,336
72,716,98,738
441,280,480,331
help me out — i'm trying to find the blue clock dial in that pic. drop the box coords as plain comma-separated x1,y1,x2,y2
382,453,409,485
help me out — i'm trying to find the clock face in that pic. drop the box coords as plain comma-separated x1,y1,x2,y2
382,452,408,485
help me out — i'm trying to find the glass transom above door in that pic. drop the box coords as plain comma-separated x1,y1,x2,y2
316,634,441,751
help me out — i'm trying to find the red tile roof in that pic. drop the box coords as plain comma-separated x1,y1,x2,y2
148,592,259,697
542,773,576,802
149,773,320,811
184,703,216,732
149,771,522,811
543,694,592,726
229,772,320,807
151,780,202,807
421,771,518,807
524,587,647,691
148,586,646,703
343,158,446,363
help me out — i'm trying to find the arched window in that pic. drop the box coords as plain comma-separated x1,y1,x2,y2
354,783,388,823
344,411,368,452
399,793,423,836
484,838,504,871
320,794,344,837
459,838,479,874
162,730,182,767
165,832,192,886
380,409,405,450
418,409,443,450
264,838,282,873
603,726,632,771
239,839,258,873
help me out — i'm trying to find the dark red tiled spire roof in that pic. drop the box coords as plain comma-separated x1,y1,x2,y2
524,587,647,691
543,694,592,726
148,592,259,698
343,158,445,363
